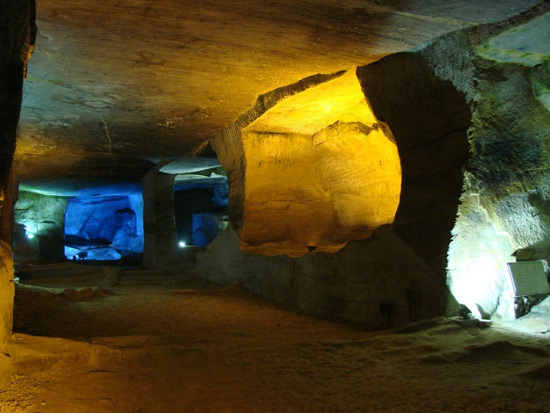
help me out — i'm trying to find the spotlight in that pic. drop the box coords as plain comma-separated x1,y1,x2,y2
178,241,186,248
26,233,35,239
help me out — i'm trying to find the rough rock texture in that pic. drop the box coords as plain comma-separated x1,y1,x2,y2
374,7,550,319
18,0,543,185
13,190,69,263
195,225,451,329
215,71,401,256
212,72,345,234
0,243,14,386
65,195,143,261
204,49,469,326
0,0,36,387
200,6,550,325
0,0,35,186
357,52,471,279
447,40,550,318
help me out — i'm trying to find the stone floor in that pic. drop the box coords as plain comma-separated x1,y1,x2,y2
1,276,549,412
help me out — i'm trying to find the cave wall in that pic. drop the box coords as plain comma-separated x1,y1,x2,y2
200,12,550,325
196,225,450,329
398,12,550,319
445,53,550,318
64,194,143,261
211,71,347,235
201,65,465,327
356,52,471,280
142,169,178,268
14,190,68,263
240,121,401,257
0,0,36,386
174,187,226,246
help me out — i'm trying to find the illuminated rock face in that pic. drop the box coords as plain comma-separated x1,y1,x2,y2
65,195,143,261
221,71,402,256
445,22,550,318
14,191,69,262
203,64,467,326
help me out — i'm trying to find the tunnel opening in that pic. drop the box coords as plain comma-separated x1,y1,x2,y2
64,194,144,262
173,176,229,248
238,70,402,257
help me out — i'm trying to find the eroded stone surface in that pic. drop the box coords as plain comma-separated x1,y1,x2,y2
17,0,546,184
13,190,69,263
195,225,452,328
238,71,401,256
357,52,471,277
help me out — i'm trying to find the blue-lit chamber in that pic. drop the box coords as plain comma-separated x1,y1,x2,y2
64,194,144,261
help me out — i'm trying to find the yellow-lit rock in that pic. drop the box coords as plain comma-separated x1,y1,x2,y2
240,71,401,256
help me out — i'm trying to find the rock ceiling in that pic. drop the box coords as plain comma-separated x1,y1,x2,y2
16,0,545,187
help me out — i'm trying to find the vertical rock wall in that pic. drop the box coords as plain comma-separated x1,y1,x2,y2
200,66,460,327
14,190,69,262
356,52,471,279
196,225,450,329
0,0,36,386
64,194,143,260
211,71,347,235
446,52,550,318
416,11,550,319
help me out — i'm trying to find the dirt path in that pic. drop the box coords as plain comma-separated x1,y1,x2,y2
1,283,550,412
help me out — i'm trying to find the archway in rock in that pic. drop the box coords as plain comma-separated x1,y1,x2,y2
235,71,402,257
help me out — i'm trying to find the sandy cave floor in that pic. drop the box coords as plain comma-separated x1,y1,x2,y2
1,274,550,412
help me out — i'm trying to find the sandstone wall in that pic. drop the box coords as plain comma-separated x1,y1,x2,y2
357,52,471,279
418,12,550,318
446,55,550,318
200,7,550,325
14,190,69,263
195,225,451,329
0,0,36,386
211,71,346,234
203,47,468,327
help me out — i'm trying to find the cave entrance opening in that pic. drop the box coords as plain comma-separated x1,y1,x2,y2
173,185,228,248
167,154,229,249
64,194,144,262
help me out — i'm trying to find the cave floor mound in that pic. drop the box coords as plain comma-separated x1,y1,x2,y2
1,278,550,412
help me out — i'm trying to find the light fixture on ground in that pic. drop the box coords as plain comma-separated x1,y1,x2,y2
179,241,186,248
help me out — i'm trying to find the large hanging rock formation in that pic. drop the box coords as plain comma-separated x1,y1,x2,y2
201,53,470,326
199,6,550,326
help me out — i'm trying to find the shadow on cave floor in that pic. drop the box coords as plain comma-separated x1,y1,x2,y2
3,267,550,412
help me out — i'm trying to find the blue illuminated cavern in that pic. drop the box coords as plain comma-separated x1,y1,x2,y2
64,194,144,261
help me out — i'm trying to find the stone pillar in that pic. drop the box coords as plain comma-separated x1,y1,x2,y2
142,167,178,268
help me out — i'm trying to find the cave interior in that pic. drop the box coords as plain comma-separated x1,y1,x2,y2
1,0,550,410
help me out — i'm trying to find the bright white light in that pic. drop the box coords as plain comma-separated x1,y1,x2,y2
26,233,35,239
178,241,186,248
